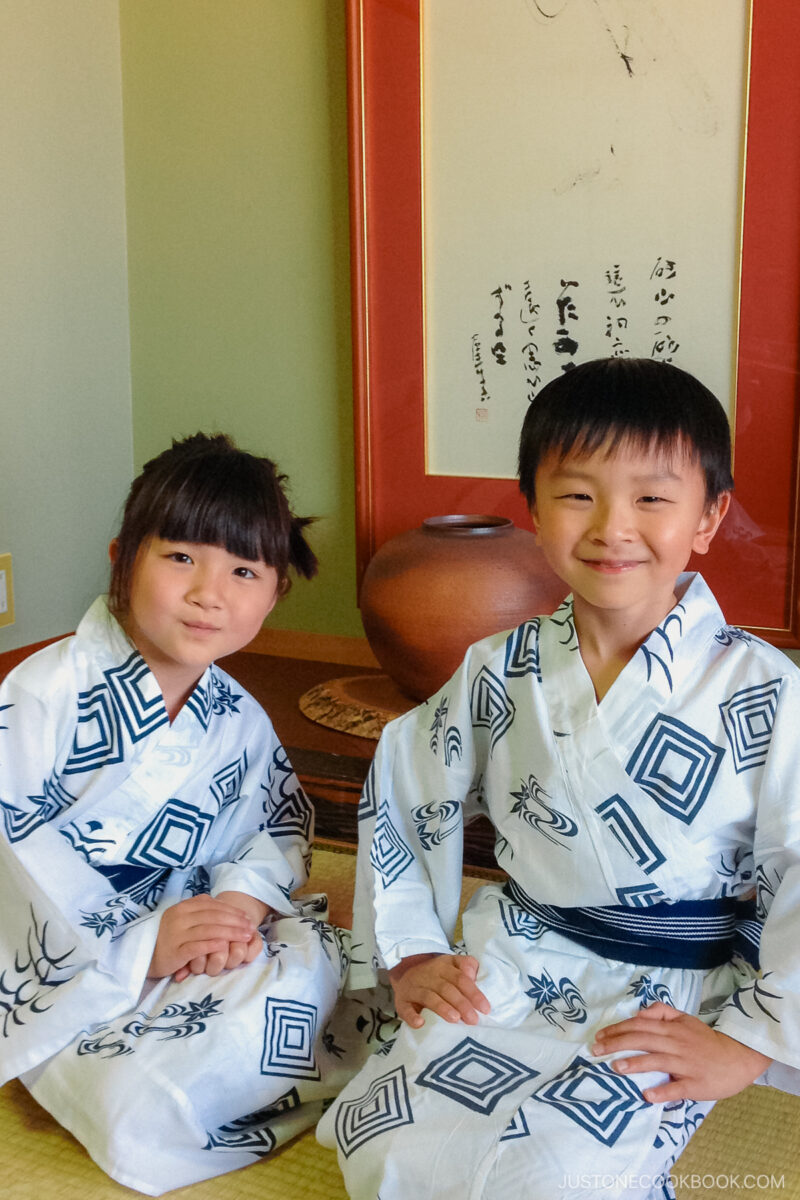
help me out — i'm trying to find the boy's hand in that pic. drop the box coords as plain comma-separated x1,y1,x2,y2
389,953,491,1028
149,894,258,981
592,1001,771,1102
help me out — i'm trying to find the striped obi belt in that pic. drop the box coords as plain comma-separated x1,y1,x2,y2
503,878,761,970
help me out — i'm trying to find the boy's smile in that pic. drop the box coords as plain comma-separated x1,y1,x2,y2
531,438,729,639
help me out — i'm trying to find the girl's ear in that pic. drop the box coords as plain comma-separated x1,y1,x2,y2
692,491,731,556
108,538,119,564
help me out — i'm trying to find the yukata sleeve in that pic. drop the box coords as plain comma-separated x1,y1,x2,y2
713,669,800,1093
348,655,479,991
206,716,313,918
0,673,159,1081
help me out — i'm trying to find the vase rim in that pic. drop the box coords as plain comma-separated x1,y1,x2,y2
422,514,515,537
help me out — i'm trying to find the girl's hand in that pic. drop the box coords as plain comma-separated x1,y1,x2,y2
389,953,491,1028
591,1001,771,1102
148,895,257,980
171,892,273,981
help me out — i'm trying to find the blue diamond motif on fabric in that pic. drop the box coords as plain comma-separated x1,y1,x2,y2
615,884,666,908
261,997,319,1080
370,801,413,886
335,1065,413,1158
719,679,782,773
471,667,516,751
500,1106,531,1141
498,896,546,942
211,752,248,811
596,795,666,874
358,761,379,823
416,1037,538,1114
532,1056,647,1145
105,653,168,742
626,715,724,824
504,621,542,681
62,684,124,774
127,799,214,868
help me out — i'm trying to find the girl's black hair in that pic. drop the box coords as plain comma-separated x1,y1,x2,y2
518,357,734,506
109,432,317,614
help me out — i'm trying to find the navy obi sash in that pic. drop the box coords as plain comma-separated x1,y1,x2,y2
503,878,760,970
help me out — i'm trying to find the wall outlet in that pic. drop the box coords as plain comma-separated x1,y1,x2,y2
0,553,15,628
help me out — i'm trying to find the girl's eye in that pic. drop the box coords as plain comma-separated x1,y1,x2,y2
167,551,193,564
233,566,257,579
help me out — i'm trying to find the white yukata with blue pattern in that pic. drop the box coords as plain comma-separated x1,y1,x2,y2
0,598,391,1195
318,573,800,1200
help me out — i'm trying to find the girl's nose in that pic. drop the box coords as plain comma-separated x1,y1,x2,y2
187,571,223,607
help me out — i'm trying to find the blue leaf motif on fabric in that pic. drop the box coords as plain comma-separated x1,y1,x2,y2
626,715,724,824
470,667,515,751
510,774,578,848
370,801,414,884
210,673,243,716
77,994,224,1056
0,702,12,730
550,600,578,650
628,974,674,1008
525,969,587,1028
411,798,461,851
184,865,211,897
0,907,77,1036
429,699,462,766
719,679,782,773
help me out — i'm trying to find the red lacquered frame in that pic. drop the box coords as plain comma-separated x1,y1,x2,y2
346,0,800,644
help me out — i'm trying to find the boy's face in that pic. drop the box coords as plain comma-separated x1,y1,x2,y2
531,438,729,630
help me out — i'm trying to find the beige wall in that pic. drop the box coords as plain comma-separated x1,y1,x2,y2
0,1,133,651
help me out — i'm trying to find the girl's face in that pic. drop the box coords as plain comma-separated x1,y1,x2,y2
531,438,729,634
119,538,279,702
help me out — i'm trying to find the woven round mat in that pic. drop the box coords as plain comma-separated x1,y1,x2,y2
298,674,415,740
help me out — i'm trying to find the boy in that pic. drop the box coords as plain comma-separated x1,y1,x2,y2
319,359,800,1199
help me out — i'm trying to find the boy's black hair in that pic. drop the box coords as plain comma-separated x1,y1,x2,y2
109,432,317,615
518,357,734,506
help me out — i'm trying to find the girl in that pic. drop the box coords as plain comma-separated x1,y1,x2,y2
0,433,388,1195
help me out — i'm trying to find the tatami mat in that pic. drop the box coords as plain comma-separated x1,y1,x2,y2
1,845,798,1199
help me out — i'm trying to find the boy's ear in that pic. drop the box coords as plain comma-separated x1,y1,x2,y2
108,538,119,564
529,504,540,542
692,492,731,556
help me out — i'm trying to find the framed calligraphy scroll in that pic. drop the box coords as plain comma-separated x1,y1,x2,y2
347,0,800,644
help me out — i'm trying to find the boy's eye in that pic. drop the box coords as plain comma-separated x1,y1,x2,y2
639,495,667,505
557,492,592,502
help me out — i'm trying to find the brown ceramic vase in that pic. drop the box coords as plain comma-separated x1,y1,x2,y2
359,515,566,701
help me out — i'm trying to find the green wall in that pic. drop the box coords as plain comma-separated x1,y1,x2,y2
120,0,361,637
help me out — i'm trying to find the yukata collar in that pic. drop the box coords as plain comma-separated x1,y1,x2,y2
77,596,217,730
539,573,726,731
